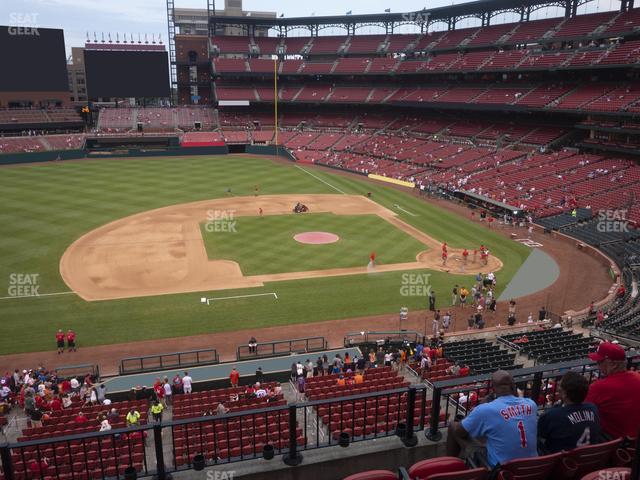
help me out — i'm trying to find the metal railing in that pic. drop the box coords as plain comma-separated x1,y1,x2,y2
236,336,327,361
119,348,219,375
3,354,639,479
343,331,422,348
0,385,433,478
425,353,640,441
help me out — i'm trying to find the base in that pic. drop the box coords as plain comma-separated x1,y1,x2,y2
402,435,419,447
283,453,303,466
425,430,443,442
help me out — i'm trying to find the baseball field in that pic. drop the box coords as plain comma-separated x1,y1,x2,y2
0,155,531,355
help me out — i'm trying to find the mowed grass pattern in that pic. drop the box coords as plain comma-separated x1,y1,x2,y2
0,157,531,354
200,213,427,275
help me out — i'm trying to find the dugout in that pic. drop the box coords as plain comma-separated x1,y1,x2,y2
455,190,525,219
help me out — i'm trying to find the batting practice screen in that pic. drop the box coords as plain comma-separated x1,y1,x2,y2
84,50,170,98
0,27,68,92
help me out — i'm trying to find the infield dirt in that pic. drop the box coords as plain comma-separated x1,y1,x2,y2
60,194,502,301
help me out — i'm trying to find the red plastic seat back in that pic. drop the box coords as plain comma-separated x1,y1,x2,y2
565,437,623,478
408,456,466,479
343,470,398,480
498,451,563,480
428,467,490,480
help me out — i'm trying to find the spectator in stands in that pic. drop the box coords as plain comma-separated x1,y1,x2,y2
384,351,393,367
255,367,264,384
172,374,183,394
538,306,547,321
586,342,640,438
99,415,112,432
255,383,267,398
229,368,240,388
29,407,44,427
296,361,306,377
447,370,538,468
96,384,107,404
75,411,89,424
216,401,229,416
29,457,49,476
182,371,193,394
375,348,385,368
305,359,314,378
162,377,172,406
107,408,119,423
538,371,601,453
297,375,306,400
316,357,324,377
447,364,461,376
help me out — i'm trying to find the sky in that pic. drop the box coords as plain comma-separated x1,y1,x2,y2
1,0,621,58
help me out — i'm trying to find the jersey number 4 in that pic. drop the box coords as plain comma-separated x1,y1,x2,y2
576,427,591,447
517,420,527,448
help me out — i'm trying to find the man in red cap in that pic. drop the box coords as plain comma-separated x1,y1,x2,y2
586,342,640,439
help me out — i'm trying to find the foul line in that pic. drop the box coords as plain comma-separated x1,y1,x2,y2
295,165,346,195
0,291,75,301
203,292,278,305
393,204,418,217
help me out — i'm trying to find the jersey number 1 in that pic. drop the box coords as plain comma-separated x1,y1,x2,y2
517,420,527,448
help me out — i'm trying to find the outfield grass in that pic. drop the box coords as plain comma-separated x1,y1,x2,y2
0,156,531,354
200,213,427,275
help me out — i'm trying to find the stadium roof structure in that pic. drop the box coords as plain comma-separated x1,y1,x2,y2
207,0,620,34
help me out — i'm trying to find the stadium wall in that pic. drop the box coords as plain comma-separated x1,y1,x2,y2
0,144,298,165
0,149,85,165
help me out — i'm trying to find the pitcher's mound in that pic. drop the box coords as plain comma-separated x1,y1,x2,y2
294,232,340,245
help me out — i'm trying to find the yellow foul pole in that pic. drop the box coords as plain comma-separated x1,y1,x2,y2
274,58,279,148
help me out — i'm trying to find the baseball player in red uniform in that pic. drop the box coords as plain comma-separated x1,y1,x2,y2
442,250,448,266
462,249,469,265
56,329,65,354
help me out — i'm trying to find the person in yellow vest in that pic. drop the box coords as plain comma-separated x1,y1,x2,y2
126,407,141,427
571,208,577,218
150,399,164,423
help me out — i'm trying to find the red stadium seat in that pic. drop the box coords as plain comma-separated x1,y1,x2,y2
579,468,631,480
408,457,488,480
343,470,398,480
428,468,489,480
563,438,631,478
496,451,573,480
